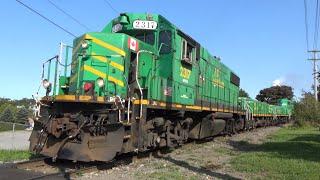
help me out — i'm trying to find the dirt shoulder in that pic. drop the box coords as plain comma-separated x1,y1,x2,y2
79,126,281,180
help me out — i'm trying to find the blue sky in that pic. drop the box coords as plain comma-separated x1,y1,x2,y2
0,0,314,99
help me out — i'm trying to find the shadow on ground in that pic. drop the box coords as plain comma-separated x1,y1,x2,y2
228,133,320,163
159,156,241,180
151,148,241,180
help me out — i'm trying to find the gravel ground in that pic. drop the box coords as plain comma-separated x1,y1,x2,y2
79,126,281,180
0,130,32,150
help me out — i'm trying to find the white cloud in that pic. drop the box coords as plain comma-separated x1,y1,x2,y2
272,79,282,86
272,77,285,86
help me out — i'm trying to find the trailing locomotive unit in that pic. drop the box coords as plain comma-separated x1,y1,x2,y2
29,13,289,162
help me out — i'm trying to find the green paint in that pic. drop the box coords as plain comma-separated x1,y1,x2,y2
239,97,293,116
42,12,292,117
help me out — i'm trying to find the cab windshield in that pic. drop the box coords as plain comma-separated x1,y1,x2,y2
133,32,155,45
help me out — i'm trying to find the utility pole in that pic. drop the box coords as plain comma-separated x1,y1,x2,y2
308,50,320,101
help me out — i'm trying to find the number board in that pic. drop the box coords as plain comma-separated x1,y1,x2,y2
133,20,157,30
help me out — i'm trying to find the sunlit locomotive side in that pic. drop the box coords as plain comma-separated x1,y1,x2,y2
30,13,293,162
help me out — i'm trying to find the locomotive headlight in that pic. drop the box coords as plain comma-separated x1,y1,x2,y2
96,78,104,88
42,79,51,89
81,40,89,49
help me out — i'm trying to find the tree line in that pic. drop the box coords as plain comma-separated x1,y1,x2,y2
239,85,294,105
0,98,34,124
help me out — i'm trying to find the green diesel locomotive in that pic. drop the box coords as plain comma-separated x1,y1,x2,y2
30,13,293,162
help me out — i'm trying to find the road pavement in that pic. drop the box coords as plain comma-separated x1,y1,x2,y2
0,130,32,150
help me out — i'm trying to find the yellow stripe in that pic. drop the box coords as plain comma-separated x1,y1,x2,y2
108,76,124,87
54,95,106,103
91,52,124,72
97,96,104,102
175,104,183,108
55,95,76,101
83,65,124,87
79,96,92,101
84,65,107,78
202,107,210,111
85,34,126,56
186,105,202,110
133,99,149,105
132,99,241,113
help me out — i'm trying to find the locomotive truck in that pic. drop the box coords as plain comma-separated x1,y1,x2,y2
29,13,293,162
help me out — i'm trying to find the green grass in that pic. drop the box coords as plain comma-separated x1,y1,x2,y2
0,121,25,132
231,126,320,179
215,147,239,156
0,149,35,162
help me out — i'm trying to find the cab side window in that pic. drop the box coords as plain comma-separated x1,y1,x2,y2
159,30,172,54
181,39,195,64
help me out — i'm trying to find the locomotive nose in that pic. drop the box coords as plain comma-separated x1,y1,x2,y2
68,33,127,98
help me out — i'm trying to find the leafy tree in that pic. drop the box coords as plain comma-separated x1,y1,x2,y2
293,91,320,126
16,107,29,124
239,88,250,98
256,85,294,105
0,103,10,114
0,98,34,120
0,106,15,122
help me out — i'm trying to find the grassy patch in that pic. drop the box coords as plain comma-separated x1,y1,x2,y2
147,171,185,180
0,149,35,162
215,147,238,156
231,126,320,179
0,121,25,132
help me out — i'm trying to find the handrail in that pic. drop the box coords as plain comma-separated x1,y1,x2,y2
244,101,253,121
37,43,72,97
135,50,155,119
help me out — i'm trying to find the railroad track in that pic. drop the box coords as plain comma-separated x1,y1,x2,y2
12,151,157,180
13,157,104,179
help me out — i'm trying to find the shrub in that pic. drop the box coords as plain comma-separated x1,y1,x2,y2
293,92,320,127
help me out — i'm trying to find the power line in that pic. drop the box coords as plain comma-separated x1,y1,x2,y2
304,0,310,51
313,0,320,49
304,0,320,101
15,0,76,37
102,0,119,15
47,0,91,31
